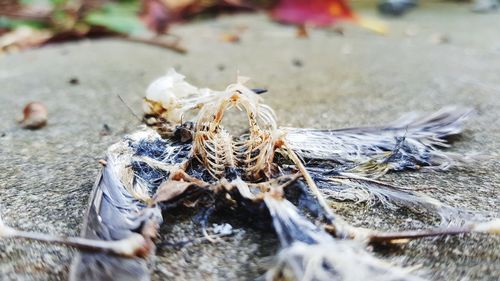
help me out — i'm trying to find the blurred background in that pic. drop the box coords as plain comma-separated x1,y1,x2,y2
0,0,499,54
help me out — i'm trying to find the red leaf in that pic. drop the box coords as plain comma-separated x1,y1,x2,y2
140,0,172,34
271,0,354,27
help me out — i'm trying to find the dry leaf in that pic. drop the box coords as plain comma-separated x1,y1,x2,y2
140,0,172,34
355,17,388,34
271,0,354,27
220,33,240,43
296,24,308,38
0,27,52,54
153,180,192,203
161,0,197,10
19,102,48,130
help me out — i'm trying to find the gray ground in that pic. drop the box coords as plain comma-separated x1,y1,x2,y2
0,2,499,281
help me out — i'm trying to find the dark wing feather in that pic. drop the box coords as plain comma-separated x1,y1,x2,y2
263,195,424,281
70,130,173,281
285,107,474,176
69,166,152,281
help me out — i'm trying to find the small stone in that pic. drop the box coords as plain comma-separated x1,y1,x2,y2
99,124,112,136
292,59,303,67
68,77,79,85
213,223,233,235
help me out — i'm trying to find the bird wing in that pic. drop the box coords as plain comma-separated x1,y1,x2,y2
69,167,151,281
284,106,474,174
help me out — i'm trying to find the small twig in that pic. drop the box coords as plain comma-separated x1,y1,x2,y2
121,36,187,54
0,216,149,257
283,141,366,239
202,227,219,243
367,219,500,244
283,142,336,221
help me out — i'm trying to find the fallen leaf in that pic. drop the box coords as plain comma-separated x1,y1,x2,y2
220,32,240,43
19,102,48,129
0,27,52,53
295,24,308,37
0,0,258,54
271,0,354,27
0,16,48,30
140,0,172,34
153,180,192,203
356,17,388,35
84,2,149,36
270,0,387,35
162,0,198,10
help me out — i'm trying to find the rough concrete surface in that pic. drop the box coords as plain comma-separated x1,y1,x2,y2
0,2,499,281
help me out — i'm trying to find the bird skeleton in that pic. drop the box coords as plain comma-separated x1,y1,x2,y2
1,69,498,281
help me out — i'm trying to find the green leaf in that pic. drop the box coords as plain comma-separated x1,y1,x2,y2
0,16,48,30
84,2,148,35
49,0,68,6
20,0,36,5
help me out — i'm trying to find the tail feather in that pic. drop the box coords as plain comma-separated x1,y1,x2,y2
315,173,469,225
263,196,424,281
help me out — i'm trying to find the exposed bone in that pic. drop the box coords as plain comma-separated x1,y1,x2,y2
363,219,500,244
282,142,343,227
0,215,149,258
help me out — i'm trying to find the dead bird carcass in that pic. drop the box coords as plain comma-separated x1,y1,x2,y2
1,69,499,281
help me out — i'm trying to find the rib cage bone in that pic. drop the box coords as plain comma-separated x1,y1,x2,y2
192,82,279,180
143,70,281,182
